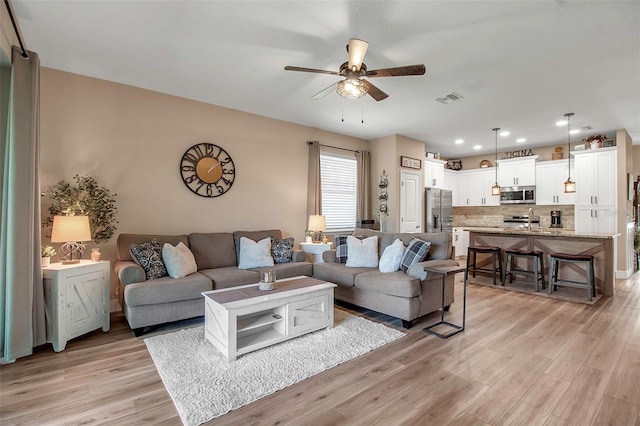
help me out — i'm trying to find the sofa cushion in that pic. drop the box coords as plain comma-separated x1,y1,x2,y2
354,270,421,298
238,237,275,269
233,229,283,261
118,233,189,262
379,239,405,273
346,236,378,267
395,232,450,261
352,228,395,260
162,242,197,279
124,272,212,306
188,233,237,269
129,240,168,280
335,235,349,263
199,267,260,290
312,262,375,288
400,238,432,273
271,237,295,264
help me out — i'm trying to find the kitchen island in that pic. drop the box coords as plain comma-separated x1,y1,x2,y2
465,228,619,297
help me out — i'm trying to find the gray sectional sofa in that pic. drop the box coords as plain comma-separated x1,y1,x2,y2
312,229,458,328
114,229,312,334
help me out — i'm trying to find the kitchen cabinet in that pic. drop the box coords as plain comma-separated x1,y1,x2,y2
443,169,457,193
452,227,469,258
424,158,445,189
573,148,617,233
42,260,110,352
535,160,575,205
497,156,539,187
457,168,500,206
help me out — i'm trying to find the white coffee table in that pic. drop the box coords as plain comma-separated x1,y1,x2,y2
202,276,336,362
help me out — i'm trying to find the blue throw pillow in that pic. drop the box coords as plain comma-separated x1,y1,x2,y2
400,238,432,273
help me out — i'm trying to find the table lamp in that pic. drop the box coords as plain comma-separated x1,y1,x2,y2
51,215,92,264
307,215,326,243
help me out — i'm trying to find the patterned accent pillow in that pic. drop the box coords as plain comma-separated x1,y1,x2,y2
271,237,295,264
335,236,349,263
400,238,432,273
129,240,168,280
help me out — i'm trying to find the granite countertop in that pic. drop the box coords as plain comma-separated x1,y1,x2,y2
463,227,620,239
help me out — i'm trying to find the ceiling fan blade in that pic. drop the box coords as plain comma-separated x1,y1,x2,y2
312,82,338,100
366,64,426,78
284,66,340,76
347,38,369,71
363,80,389,102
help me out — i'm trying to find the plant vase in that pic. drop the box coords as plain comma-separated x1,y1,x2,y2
41,257,50,268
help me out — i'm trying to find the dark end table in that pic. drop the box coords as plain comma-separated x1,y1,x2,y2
422,264,467,339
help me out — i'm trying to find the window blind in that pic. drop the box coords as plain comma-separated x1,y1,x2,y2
320,152,357,232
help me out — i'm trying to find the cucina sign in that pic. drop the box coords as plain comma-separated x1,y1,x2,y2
501,149,535,159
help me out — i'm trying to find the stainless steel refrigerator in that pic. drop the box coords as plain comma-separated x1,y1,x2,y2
425,188,453,232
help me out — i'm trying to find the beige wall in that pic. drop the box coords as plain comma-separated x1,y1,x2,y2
39,68,368,298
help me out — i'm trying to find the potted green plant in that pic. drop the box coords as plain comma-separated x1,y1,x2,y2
43,175,118,244
41,245,56,267
304,230,314,243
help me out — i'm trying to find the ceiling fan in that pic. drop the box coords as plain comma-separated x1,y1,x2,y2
284,38,426,101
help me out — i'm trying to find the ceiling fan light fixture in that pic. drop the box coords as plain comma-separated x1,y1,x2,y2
336,78,368,99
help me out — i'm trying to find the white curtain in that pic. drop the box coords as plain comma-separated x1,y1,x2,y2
0,47,45,363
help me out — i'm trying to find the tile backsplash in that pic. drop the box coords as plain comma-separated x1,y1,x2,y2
453,205,574,230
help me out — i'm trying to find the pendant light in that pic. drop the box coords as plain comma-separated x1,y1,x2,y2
491,128,501,196
563,113,576,193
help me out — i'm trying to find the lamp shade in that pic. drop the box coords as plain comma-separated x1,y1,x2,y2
307,215,326,232
51,216,92,243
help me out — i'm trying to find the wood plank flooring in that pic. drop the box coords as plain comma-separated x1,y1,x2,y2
1,270,639,425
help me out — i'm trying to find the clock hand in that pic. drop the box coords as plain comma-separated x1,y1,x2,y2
207,162,221,173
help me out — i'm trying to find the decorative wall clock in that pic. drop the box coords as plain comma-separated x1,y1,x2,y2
180,143,235,197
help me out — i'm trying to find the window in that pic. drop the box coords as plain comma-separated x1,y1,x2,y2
320,152,357,232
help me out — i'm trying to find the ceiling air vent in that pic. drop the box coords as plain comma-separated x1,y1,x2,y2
435,92,463,104
580,126,592,131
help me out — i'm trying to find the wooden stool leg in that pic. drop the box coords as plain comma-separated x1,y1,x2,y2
492,252,497,285
539,254,545,289
502,253,508,286
548,258,555,295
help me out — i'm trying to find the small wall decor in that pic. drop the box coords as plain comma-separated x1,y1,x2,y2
446,159,462,170
401,156,421,169
479,159,491,168
378,170,388,217
552,146,564,160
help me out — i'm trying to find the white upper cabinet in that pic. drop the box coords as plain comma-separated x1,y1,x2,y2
535,159,575,205
424,158,446,189
497,156,539,187
443,169,457,192
457,168,500,206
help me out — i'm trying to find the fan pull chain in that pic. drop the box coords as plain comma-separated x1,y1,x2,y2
341,99,344,122
361,103,364,124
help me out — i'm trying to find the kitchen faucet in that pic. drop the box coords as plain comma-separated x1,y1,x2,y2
528,208,534,231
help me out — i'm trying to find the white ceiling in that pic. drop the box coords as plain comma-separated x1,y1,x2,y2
12,0,640,158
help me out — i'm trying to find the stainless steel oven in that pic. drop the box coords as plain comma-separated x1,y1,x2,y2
500,185,536,205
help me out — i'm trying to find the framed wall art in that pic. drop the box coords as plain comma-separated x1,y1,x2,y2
400,156,421,170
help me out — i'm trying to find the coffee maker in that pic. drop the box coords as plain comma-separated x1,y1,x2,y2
550,210,562,228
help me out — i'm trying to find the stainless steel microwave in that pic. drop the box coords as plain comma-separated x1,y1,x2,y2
500,185,536,204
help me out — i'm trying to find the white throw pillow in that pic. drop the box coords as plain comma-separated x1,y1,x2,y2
378,239,405,273
238,237,275,269
162,242,198,279
345,235,378,268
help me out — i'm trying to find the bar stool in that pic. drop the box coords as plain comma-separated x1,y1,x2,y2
466,246,503,285
548,252,596,301
502,249,545,292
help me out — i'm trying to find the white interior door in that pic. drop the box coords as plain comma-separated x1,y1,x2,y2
400,170,422,233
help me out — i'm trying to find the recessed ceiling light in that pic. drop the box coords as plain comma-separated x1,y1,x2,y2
556,120,568,126
473,145,482,150
499,131,510,137
569,129,580,134
455,139,464,144
516,138,526,143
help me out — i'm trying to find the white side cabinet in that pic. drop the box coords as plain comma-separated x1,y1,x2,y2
300,242,333,263
424,158,446,189
497,156,539,187
42,260,110,352
535,159,575,205
452,227,469,258
573,148,617,234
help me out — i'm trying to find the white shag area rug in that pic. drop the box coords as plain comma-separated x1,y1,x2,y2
144,309,405,426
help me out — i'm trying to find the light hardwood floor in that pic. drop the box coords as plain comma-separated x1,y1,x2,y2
2,271,639,425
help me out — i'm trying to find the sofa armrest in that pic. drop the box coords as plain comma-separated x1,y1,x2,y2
291,250,307,262
322,249,337,263
113,260,146,285
407,259,460,281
